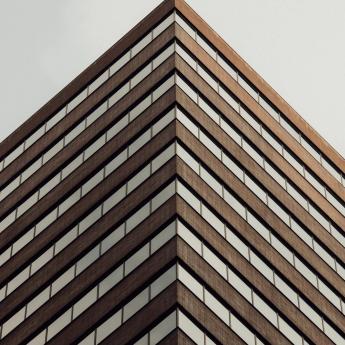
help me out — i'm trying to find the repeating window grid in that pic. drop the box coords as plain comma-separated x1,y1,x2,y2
0,78,177,269
175,67,345,258
175,42,345,238
0,182,178,341
175,12,345,187
0,41,176,211
0,133,177,310
175,111,345,314
0,12,176,175
175,186,345,345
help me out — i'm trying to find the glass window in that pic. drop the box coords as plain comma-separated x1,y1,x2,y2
152,143,175,173
153,44,175,69
198,97,220,124
61,153,83,180
84,134,106,160
107,115,129,141
131,32,152,57
290,219,313,247
259,96,279,121
200,166,222,196
264,161,286,188
123,288,149,321
245,175,267,203
25,126,45,149
324,321,345,345
0,247,11,267
227,267,252,302
176,144,199,174
108,82,130,108
124,243,150,275
101,224,125,255
47,309,72,340
7,266,30,295
43,139,64,164
262,128,283,154
17,191,39,217
274,275,298,306
199,131,222,160
73,287,97,319
82,170,104,196
176,109,199,137
128,130,151,156
152,75,175,101
153,13,174,38
238,76,258,101
267,196,290,225
203,245,227,279
151,265,177,298
58,189,81,216
294,257,317,287
150,311,177,345
27,330,46,345
35,208,57,235
240,106,260,132
217,55,237,80
99,265,124,297
309,205,330,230
131,63,152,88
176,44,197,70
219,86,239,112
134,334,148,345
283,149,304,176
253,292,277,326
109,51,130,76
103,185,126,214
151,181,176,212
246,212,270,242
152,108,175,136
51,266,75,296
177,182,201,213
299,298,323,329
242,141,264,167
177,221,202,255
222,153,244,181
196,34,217,59
78,332,95,345
280,117,300,141
318,280,341,309
12,228,34,255
31,246,54,274
3,144,23,168
204,289,230,324
21,158,42,182
220,119,242,146
305,170,325,196
178,311,204,344
313,241,335,269
67,89,87,112
105,150,128,177
88,70,108,95
54,226,78,254
64,121,86,145
178,265,203,300
0,176,20,202
201,204,225,236
278,317,303,345
270,234,294,265
78,206,102,234
96,310,122,343
176,15,196,38
231,314,255,345
46,107,66,131
40,173,61,198
127,165,150,194
76,246,100,275
151,222,176,253
301,137,321,162
226,229,249,259
198,65,218,91
250,251,273,283
176,76,198,103
126,203,151,233
129,97,151,122
2,307,25,337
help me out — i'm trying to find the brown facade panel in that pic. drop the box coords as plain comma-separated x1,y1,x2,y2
0,0,175,161
175,0,345,171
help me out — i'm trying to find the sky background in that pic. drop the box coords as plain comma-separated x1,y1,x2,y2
1,0,345,158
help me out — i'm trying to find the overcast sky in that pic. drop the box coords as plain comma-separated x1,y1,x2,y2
1,0,345,158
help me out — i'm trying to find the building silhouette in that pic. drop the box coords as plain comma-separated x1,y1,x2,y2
0,0,345,344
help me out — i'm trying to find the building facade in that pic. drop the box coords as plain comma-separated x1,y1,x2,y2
0,0,345,344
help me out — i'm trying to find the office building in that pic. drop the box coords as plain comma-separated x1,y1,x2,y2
0,0,344,344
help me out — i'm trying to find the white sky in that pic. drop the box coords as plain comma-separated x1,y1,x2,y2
1,0,344,159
